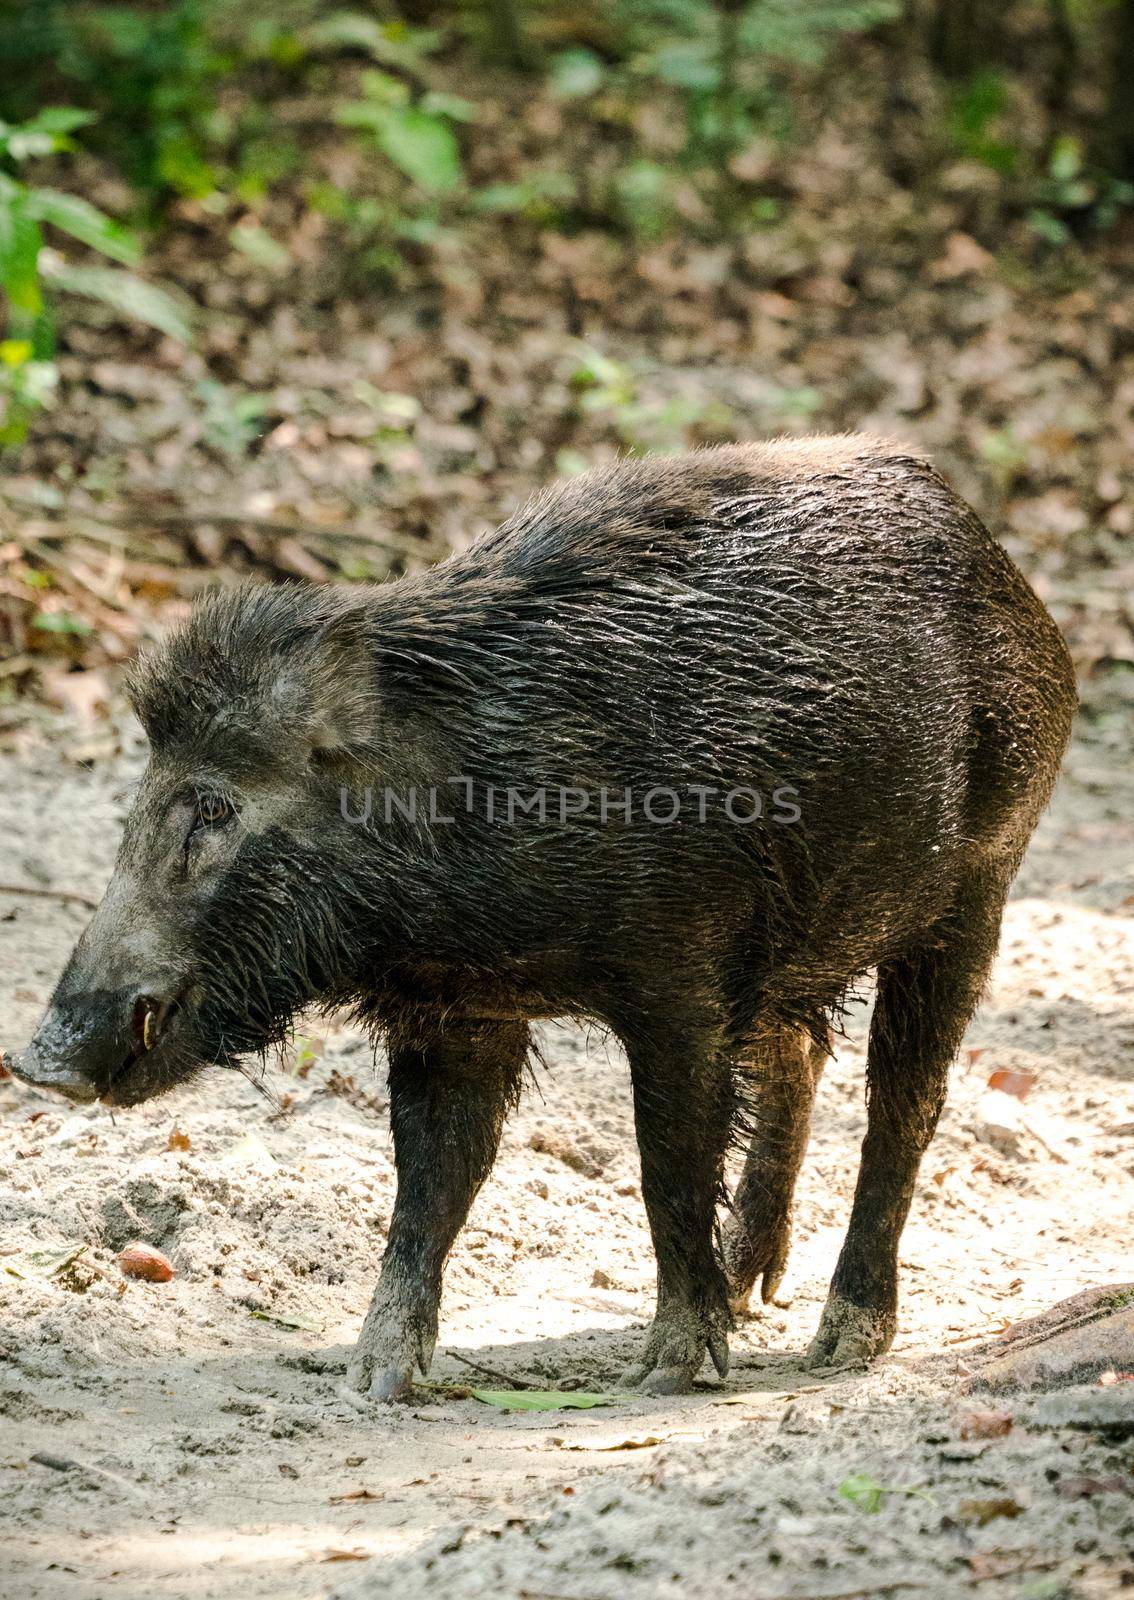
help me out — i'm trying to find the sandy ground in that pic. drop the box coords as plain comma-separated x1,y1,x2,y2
1,669,1132,1600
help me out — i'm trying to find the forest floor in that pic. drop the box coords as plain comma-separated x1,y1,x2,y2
0,665,1131,1600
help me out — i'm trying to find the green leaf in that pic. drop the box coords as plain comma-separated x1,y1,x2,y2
1049,134,1082,184
419,91,476,123
550,48,605,99
24,108,98,137
839,1473,935,1514
0,192,44,318
24,189,139,266
374,106,460,194
3,1242,87,1279
840,1473,886,1513
31,610,92,635
471,1389,620,1412
45,265,192,342
228,222,290,272
308,13,443,71
0,108,96,163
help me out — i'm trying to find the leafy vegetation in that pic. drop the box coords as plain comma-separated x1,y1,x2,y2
0,1,1131,691
0,107,187,443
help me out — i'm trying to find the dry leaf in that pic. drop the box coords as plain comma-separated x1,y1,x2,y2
564,1435,665,1452
958,1495,1024,1526
958,1408,1012,1440
1056,1475,1134,1499
930,231,995,281
987,1067,1037,1100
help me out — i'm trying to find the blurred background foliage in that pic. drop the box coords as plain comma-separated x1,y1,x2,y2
0,0,1132,712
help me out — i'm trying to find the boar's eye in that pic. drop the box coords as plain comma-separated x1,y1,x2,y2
195,792,234,829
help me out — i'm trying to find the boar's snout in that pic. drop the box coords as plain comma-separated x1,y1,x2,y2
9,1037,99,1103
11,984,182,1105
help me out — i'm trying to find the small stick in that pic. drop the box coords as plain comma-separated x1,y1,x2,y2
30,1451,146,1500
1,494,413,560
0,882,98,911
448,1349,539,1390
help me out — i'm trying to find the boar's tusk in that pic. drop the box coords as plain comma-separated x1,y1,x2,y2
143,1010,156,1052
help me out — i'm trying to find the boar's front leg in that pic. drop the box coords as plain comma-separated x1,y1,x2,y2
348,1016,528,1402
620,1017,735,1394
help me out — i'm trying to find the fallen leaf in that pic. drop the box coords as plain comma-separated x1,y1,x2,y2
330,1487,384,1503
250,1309,324,1333
166,1127,192,1152
1056,1475,1134,1499
4,1243,87,1280
839,1473,886,1513
221,1132,276,1171
987,1067,1037,1100
40,667,111,725
320,1548,371,1562
840,1474,935,1514
958,1495,1024,1526
471,1388,619,1412
958,1408,1013,1440
564,1435,665,1451
930,231,995,281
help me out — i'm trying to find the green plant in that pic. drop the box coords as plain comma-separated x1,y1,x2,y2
839,1473,935,1514
197,379,270,458
948,69,1020,174
471,170,578,226
0,108,189,445
336,69,467,195
615,0,901,168
1028,133,1134,243
570,344,738,454
307,184,439,287
54,2,226,202
321,57,470,282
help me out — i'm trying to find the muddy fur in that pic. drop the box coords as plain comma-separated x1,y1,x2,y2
15,437,1076,1394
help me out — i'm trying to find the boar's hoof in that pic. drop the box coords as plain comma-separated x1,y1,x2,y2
620,1301,730,1394
345,1345,420,1405
803,1293,896,1370
721,1212,792,1317
347,1286,437,1404
361,1364,417,1404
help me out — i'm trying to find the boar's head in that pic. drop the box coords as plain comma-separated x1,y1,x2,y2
11,584,417,1106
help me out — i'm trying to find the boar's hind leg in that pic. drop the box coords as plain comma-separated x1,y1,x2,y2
621,1021,735,1395
805,879,1005,1369
347,1017,528,1403
723,1023,828,1314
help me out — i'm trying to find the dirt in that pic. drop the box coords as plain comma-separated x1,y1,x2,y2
0,665,1132,1600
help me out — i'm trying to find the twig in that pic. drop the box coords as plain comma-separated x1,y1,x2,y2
448,1349,539,1390
118,509,412,555
0,882,98,911
1,492,413,560
30,1451,146,1500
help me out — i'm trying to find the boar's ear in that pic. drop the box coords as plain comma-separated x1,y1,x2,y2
270,615,379,767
